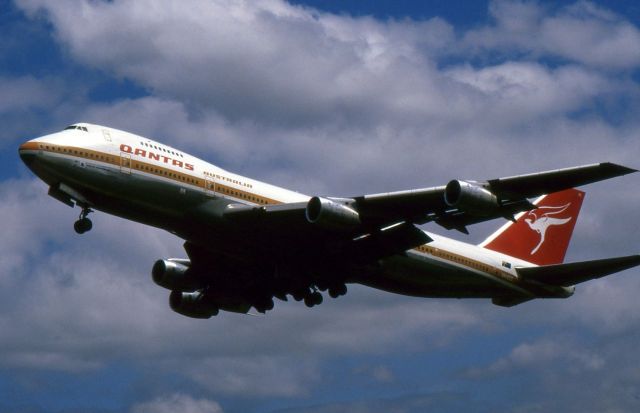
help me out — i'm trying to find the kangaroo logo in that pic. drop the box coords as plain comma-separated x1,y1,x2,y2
524,203,572,255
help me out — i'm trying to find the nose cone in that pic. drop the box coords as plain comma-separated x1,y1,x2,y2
19,141,39,167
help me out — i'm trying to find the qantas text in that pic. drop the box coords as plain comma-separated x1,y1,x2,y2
120,144,194,171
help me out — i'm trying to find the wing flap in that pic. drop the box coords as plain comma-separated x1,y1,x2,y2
516,255,640,287
349,223,433,260
223,202,308,223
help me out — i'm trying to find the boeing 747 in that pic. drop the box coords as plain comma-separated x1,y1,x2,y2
18,123,640,317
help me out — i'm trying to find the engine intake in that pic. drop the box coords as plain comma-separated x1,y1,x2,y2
444,180,499,215
152,259,203,292
305,197,361,230
169,290,219,319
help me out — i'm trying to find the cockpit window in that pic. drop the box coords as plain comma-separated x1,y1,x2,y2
64,125,89,132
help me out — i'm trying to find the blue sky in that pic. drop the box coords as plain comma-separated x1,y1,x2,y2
2,1,640,412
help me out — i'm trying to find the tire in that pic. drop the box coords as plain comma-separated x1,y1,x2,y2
74,218,92,234
81,218,93,232
329,284,347,298
304,295,315,308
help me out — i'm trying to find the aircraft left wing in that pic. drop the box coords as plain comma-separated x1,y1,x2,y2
353,162,635,233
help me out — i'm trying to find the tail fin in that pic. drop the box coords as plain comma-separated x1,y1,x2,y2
479,188,585,265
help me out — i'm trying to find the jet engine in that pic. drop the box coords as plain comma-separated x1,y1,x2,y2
305,196,361,230
169,290,219,319
152,259,204,292
444,180,499,215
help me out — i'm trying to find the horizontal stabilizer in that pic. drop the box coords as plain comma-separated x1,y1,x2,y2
516,254,640,287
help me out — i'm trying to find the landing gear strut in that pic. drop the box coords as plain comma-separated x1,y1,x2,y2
74,207,93,234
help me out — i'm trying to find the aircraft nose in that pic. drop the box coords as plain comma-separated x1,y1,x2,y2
18,141,39,167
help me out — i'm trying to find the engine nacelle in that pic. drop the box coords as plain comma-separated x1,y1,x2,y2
444,180,499,215
169,290,219,319
152,259,203,292
305,197,361,230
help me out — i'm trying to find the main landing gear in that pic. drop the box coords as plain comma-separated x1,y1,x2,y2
74,207,93,234
291,286,344,308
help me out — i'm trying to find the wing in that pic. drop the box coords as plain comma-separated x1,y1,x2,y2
353,162,635,233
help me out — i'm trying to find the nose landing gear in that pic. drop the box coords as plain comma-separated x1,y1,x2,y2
74,207,93,234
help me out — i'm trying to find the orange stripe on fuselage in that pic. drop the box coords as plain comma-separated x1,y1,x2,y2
25,142,282,206
414,244,517,283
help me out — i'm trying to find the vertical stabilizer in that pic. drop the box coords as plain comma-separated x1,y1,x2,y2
480,189,585,265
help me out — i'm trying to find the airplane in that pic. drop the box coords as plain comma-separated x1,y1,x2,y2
18,123,640,317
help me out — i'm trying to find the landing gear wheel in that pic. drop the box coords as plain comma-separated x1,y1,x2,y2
304,291,323,308
328,284,347,298
254,296,275,313
312,291,323,306
74,207,93,234
74,217,93,234
304,294,314,308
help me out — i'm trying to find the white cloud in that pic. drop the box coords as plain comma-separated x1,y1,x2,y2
550,274,640,334
457,331,640,412
0,178,70,279
15,0,452,126
464,0,640,70
131,393,223,413
444,62,617,126
463,337,605,378
181,356,318,397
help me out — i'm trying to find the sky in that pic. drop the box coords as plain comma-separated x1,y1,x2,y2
2,0,640,412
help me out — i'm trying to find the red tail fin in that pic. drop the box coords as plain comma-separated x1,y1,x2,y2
480,189,585,265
